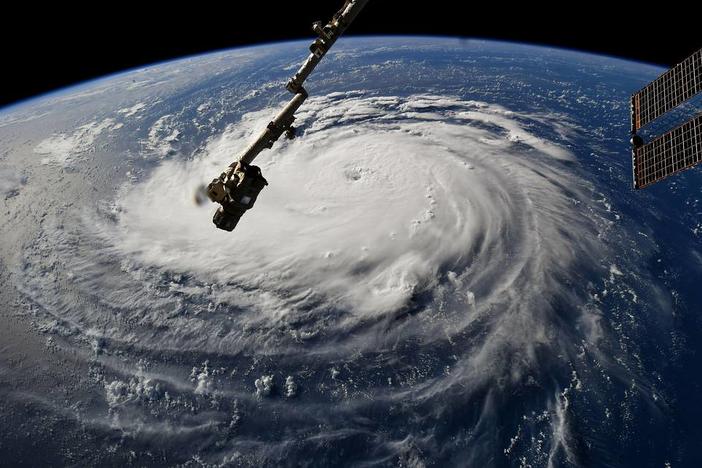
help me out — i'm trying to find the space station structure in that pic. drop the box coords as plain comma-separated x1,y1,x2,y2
630,48,702,189
206,0,370,231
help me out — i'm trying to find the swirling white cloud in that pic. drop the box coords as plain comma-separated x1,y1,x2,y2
106,92,602,360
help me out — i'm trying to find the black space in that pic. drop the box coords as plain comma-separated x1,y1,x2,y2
2,1,700,108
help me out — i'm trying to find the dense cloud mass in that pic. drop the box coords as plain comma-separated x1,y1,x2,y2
55,94,600,459
113,93,591,336
14,88,668,466
104,93,598,366
0,167,27,198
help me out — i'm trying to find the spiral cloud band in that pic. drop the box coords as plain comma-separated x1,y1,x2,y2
113,92,590,336
21,92,618,465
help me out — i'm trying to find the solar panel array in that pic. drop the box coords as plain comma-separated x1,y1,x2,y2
630,48,702,189
631,48,702,133
633,113,702,188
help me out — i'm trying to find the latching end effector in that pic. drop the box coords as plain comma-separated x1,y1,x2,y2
207,162,269,231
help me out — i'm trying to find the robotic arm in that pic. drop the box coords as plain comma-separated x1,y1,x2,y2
206,0,370,231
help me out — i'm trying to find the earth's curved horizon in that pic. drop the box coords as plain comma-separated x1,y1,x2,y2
1,37,701,467
0,37,670,114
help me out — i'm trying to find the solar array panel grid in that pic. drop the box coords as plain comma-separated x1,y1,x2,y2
632,49,702,132
634,113,702,188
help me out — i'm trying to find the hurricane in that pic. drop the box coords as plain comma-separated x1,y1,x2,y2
13,87,664,466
